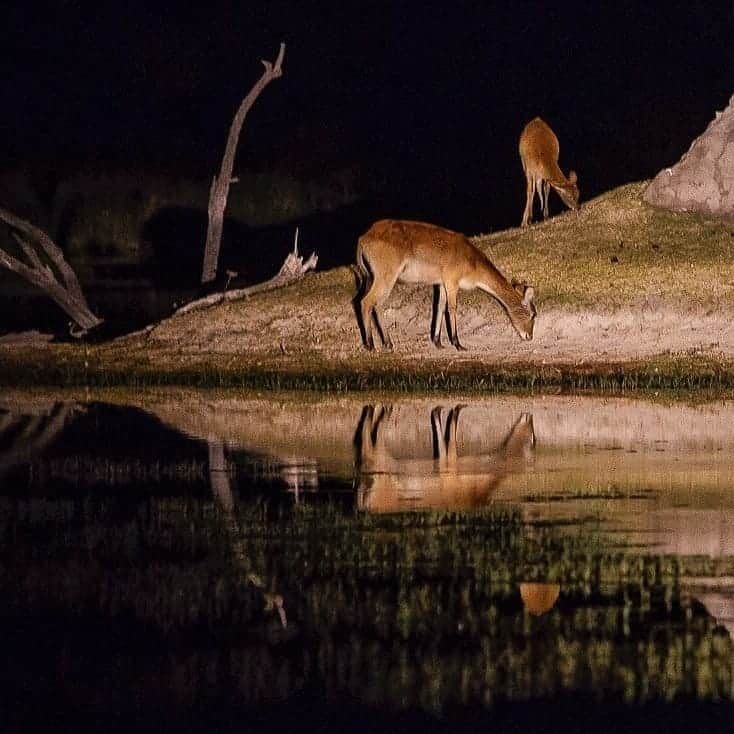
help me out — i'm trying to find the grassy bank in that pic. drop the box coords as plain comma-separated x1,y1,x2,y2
2,181,734,391
476,181,734,309
3,343,734,394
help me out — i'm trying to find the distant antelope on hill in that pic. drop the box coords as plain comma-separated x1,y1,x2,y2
355,219,536,351
519,117,579,226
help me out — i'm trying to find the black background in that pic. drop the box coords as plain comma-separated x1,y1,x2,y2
3,1,731,234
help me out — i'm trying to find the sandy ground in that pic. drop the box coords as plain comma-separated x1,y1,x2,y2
2,268,733,372
124,267,734,368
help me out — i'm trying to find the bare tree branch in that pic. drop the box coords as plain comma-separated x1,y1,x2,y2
0,207,89,302
13,232,45,271
0,207,103,334
178,233,317,316
201,42,286,284
0,242,36,280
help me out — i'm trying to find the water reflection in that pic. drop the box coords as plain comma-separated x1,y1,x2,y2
207,438,287,627
2,391,734,730
355,405,535,511
0,398,288,630
132,393,734,558
0,399,80,480
6,393,734,558
520,582,561,616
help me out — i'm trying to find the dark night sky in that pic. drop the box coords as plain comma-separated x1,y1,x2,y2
2,1,733,232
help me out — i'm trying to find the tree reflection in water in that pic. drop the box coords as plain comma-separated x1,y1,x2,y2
0,399,80,480
1,395,734,730
208,437,287,628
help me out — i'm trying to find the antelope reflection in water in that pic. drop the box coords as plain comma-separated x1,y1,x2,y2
355,405,536,512
520,582,561,616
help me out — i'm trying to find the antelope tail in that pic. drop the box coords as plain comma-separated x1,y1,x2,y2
355,238,371,285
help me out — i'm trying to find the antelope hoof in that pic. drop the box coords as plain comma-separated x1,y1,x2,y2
432,337,445,349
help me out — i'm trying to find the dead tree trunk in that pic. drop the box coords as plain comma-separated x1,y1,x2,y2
201,42,286,284
0,207,102,334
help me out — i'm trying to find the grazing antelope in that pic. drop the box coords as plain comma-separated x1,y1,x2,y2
354,404,536,513
519,117,579,226
356,219,536,351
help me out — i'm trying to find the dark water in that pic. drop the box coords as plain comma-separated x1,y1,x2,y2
2,391,734,733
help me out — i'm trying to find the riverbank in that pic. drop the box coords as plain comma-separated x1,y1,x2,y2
2,182,734,391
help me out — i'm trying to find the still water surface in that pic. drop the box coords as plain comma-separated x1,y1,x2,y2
2,391,734,732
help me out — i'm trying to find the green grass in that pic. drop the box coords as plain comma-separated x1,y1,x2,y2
478,182,734,309
3,343,734,395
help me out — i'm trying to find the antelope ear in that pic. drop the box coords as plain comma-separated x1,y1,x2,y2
568,170,577,184
522,285,535,306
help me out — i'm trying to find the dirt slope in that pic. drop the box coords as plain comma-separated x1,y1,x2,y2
3,181,734,381
113,182,734,369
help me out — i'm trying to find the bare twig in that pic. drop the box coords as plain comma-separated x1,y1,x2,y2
201,42,286,284
178,237,317,316
224,269,238,291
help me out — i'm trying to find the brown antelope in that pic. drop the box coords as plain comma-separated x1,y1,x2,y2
356,219,536,351
519,117,579,226
354,404,536,513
